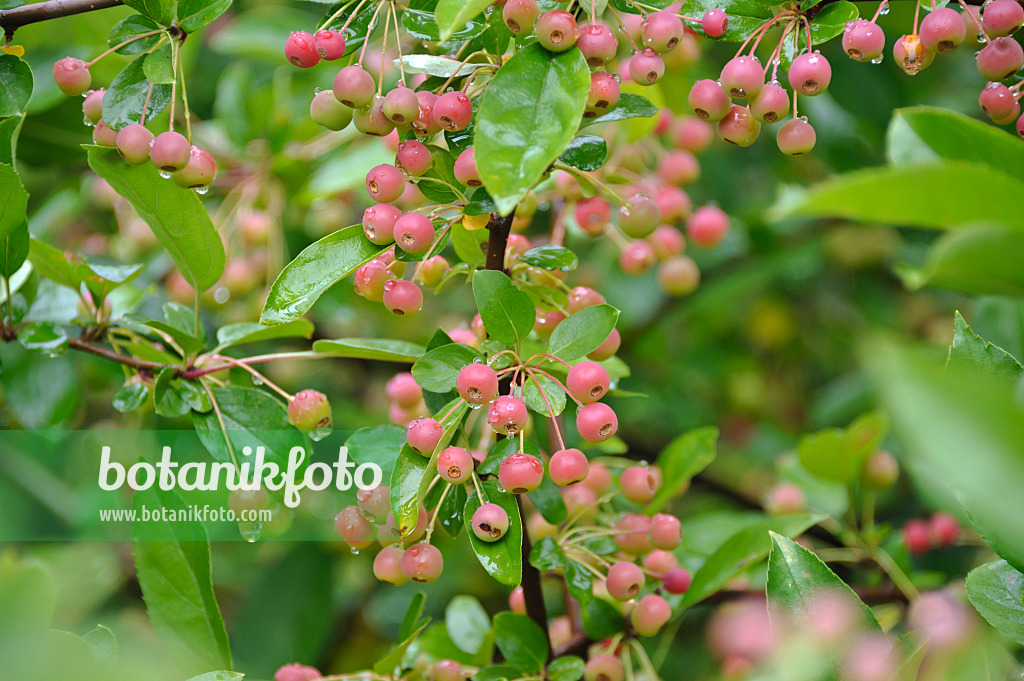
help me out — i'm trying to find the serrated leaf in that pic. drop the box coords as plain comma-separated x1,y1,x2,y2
948,311,1023,384
966,559,1024,646
102,55,172,130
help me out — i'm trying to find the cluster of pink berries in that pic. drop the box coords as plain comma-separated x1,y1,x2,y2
53,57,217,190
901,511,961,555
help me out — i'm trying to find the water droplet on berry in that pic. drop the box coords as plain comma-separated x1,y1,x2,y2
871,55,884,64
239,520,262,542
350,546,360,555
83,116,94,127
309,423,332,442
195,186,209,195
314,87,322,94
159,170,172,179
879,1,890,15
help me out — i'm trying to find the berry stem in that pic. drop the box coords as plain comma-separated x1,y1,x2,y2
139,81,154,126
425,478,450,541
85,28,164,68
957,0,989,41
318,0,358,32
376,0,390,95
211,354,294,401
358,0,386,66
389,0,405,85
175,44,193,143
554,162,625,203
516,494,550,658
202,380,241,469
608,6,642,52
525,368,566,450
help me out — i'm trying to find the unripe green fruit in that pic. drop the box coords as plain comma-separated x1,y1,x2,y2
288,389,332,432
310,91,353,131
863,450,899,489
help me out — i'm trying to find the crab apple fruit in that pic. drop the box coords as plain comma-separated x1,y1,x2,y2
454,147,482,186
274,664,322,681
503,0,541,35
687,205,729,248
643,549,679,577
663,567,693,594
717,105,761,147
92,120,117,147
842,19,886,62
750,83,790,123
354,260,394,301
578,23,618,66
620,465,658,504
584,462,612,494
310,90,353,131
489,395,529,436
606,560,646,601
418,255,449,287
655,186,692,222
618,194,661,238
115,124,154,165
383,86,419,125
642,11,685,52
366,164,405,203
456,363,499,405
649,513,682,549
930,512,960,547
632,594,672,636
563,484,598,518
588,328,621,360
658,256,700,296
373,545,408,585
432,91,472,132
537,10,578,51
977,36,1024,81
172,147,217,189
788,52,831,95
407,417,444,455
509,587,526,614
82,89,104,124
777,117,817,156
314,29,346,60
568,286,607,312
577,402,618,443
614,512,653,554
438,446,473,484
863,449,899,490
576,197,613,235
334,505,375,548
362,204,401,245
401,543,444,583
385,371,421,408
472,502,510,541
688,79,732,121
285,31,320,68
396,140,432,176
567,361,610,404
903,519,932,554
921,7,966,53
657,149,700,186
53,57,91,96
894,34,935,75
549,448,590,486
620,239,657,275
702,8,729,37
629,48,666,84
380,506,429,544
288,389,331,431
673,115,714,153
433,660,462,681
720,56,764,99
357,485,391,523
352,95,395,136
992,103,1021,125
333,65,376,108
149,131,192,172
649,224,686,259
393,213,435,254
535,309,566,336
585,71,621,118
413,91,441,135
765,482,805,515
979,82,1020,120
499,453,544,493
984,0,1024,36
584,655,624,681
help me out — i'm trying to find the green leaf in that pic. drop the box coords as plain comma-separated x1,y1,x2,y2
581,92,658,127
966,560,1024,646
648,426,718,513
153,368,189,417
770,162,1024,230
797,411,888,483
27,237,79,290
807,1,859,43
109,15,163,54
113,381,149,412
398,54,481,78
143,44,174,84
464,479,523,586
524,372,566,417
0,113,24,166
472,270,535,345
0,162,28,242
88,147,225,291
520,244,578,272
890,107,1024,178
123,0,176,25
83,624,118,662
439,483,468,538
0,54,33,117
475,44,590,215
261,225,383,324
400,591,427,641
436,0,493,41
949,311,1023,385
215,319,314,351
17,322,67,356
102,55,172,130
493,612,547,674
412,343,481,392
681,513,825,608
548,656,585,681
193,386,308,470
547,304,619,361
897,226,1024,297
185,673,243,681
445,595,491,655
178,0,232,32
558,135,607,172
373,618,431,676
131,487,232,676
0,222,28,278
452,220,487,265
313,337,425,362
404,5,487,42
767,533,883,634
472,665,521,681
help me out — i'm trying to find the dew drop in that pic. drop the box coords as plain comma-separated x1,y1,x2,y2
314,86,322,94
195,186,209,195
350,546,360,555
213,287,230,304
871,55,884,64
251,373,264,385
468,402,483,410
879,1,890,15
83,116,94,127
239,520,262,542
309,423,333,442
159,170,172,179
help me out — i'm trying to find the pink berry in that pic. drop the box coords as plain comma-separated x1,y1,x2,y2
649,224,686,259
373,545,408,585
765,482,805,515
310,90,353,131
509,586,526,614
149,131,192,172
115,123,154,165
577,402,618,443
334,505,374,548
585,71,621,118
471,502,510,541
379,506,429,544
353,95,395,136
979,81,1020,120
406,417,444,455
383,86,419,125
418,255,449,287
285,31,320,68
498,452,544,493
92,120,116,148
777,117,816,156
588,328,621,361
357,484,391,522
274,663,322,681
921,7,967,53
438,446,473,484
489,395,529,436
717,105,761,147
894,34,936,74
333,65,376,108
649,513,682,549
687,205,729,248
862,450,899,490
620,465,657,504
567,361,610,404
314,29,346,60
401,542,444,583
503,0,541,35
662,567,692,594
618,194,661,238
977,36,1024,81
584,655,624,681
288,389,331,431
843,19,886,62
536,10,578,52
354,260,393,301
432,91,473,132
903,519,932,555
606,560,645,601
454,146,482,187
658,256,700,296
984,0,1024,36
563,484,598,518
578,23,618,66
82,89,104,124
788,52,831,96
362,204,401,245
1016,111,1024,138
642,11,685,52
620,240,657,275
393,213,435,254
383,279,423,316
53,57,91,96
643,548,679,577
702,9,729,37
614,512,653,554
584,463,612,495
396,140,433,176
750,82,790,123
171,146,217,189
413,91,441,136
568,283,607,311
657,149,700,186
632,594,672,636
688,79,732,122
576,197,612,235
673,115,714,153
456,363,499,404
433,660,463,681
629,48,666,85
654,186,692,222
549,448,590,486
720,56,764,99
930,512,960,547
366,164,405,203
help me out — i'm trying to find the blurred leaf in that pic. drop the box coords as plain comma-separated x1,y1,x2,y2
0,553,55,632
520,244,578,272
0,344,79,428
493,612,547,673
153,368,189,417
193,386,307,470
0,162,28,242
374,619,430,676
0,54,32,116
473,270,534,345
102,55,171,130
0,222,28,278
949,311,1022,384
445,595,491,655
966,559,1024,645
177,0,232,32
123,0,176,24
185,673,243,681
897,226,1024,297
27,238,79,290
473,664,522,681
476,44,590,214
558,135,607,172
108,15,162,54
215,320,314,351
412,342,481,392
314,337,425,362
113,381,149,413
83,625,117,663
436,0,492,41
648,426,718,513
890,107,1024,177
580,92,657,127
400,592,427,641
17,322,67,356
547,304,619,361
464,479,523,586
798,411,888,483
548,656,585,681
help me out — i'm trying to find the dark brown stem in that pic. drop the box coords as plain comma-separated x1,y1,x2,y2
1,0,123,38
485,211,515,272
516,495,550,659
67,337,174,373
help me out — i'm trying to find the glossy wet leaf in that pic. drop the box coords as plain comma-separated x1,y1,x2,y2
314,337,426,363
123,0,176,24
113,381,149,413
399,54,481,78
178,0,233,32
445,594,492,655
16,322,67,356
412,343,481,392
807,1,859,43
102,55,172,130
966,560,1024,646
464,479,523,587
108,14,162,54
648,426,718,513
143,44,174,84
581,92,658,127
0,222,27,279
473,270,535,345
523,372,566,417
153,368,189,418
436,0,493,41
558,135,607,172
193,386,308,470
0,162,28,242
0,54,32,117
214,320,314,351
493,612,547,673
547,304,619,361
548,656,585,681
520,244,578,272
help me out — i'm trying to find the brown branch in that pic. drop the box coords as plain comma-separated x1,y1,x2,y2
1,0,124,37
517,495,550,660
485,211,515,273
67,337,172,374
